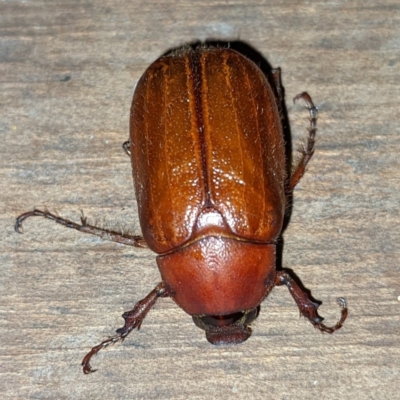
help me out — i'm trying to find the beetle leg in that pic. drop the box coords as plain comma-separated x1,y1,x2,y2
122,140,131,157
289,92,318,191
82,282,168,374
271,68,283,103
14,209,147,248
275,270,347,333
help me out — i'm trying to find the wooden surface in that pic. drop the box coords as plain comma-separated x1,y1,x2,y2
1,1,399,399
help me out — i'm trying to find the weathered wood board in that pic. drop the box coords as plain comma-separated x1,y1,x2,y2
1,1,399,399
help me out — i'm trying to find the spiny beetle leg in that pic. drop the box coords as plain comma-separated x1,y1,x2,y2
275,270,347,333
82,282,168,374
289,92,318,191
14,209,147,248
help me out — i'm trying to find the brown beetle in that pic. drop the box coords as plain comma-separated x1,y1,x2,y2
15,47,347,374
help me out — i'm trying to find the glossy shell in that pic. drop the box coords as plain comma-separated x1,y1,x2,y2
130,47,286,255
157,237,276,315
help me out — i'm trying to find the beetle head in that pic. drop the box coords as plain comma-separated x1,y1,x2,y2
192,307,259,345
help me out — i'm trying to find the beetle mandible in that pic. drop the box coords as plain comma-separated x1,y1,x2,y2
15,46,347,374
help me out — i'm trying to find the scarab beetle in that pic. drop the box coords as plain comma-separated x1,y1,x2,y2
15,46,347,373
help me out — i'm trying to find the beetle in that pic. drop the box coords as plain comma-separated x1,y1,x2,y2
15,46,347,374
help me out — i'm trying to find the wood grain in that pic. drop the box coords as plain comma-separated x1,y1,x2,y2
1,1,399,399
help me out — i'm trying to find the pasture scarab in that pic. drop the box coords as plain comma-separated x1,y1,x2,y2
15,46,347,373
